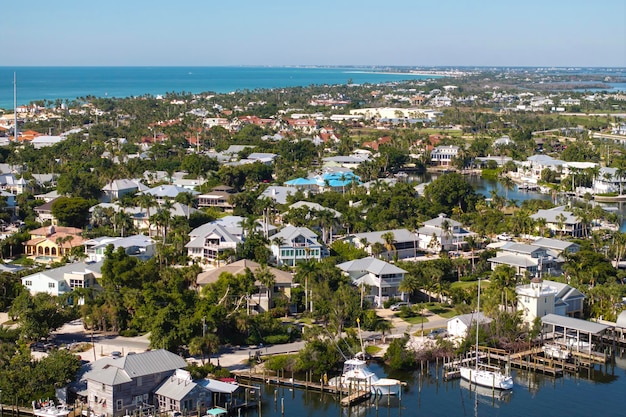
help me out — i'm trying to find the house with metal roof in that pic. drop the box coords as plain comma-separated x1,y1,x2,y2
337,257,407,308
84,235,156,263
341,229,419,261
186,223,241,267
516,278,585,325
101,179,148,203
21,261,101,297
530,206,585,237
154,369,211,415
84,349,188,417
447,312,492,339
416,214,475,253
270,226,324,267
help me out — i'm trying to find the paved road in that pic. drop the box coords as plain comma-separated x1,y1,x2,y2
46,310,450,368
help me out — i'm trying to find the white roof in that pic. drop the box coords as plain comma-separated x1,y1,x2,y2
337,257,407,275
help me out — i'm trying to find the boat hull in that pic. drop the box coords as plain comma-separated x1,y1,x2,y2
460,366,513,390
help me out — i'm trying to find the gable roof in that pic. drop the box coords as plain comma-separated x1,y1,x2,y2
196,259,292,286
85,349,187,385
448,312,492,327
337,257,407,275
271,226,320,246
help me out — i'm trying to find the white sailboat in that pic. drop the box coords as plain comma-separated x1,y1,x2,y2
459,279,514,390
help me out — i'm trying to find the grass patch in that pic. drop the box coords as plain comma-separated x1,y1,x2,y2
424,302,457,319
402,315,428,325
365,345,382,355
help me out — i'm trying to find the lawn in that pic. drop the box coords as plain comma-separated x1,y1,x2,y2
402,315,429,325
424,302,457,319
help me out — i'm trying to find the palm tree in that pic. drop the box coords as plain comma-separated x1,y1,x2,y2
381,231,396,260
255,264,276,311
465,235,478,271
499,174,515,202
189,334,220,365
296,259,318,313
175,191,196,219
399,272,421,302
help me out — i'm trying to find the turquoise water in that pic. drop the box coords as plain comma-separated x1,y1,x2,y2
0,67,437,109
244,360,626,417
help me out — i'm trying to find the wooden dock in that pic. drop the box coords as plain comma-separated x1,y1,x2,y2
340,391,371,407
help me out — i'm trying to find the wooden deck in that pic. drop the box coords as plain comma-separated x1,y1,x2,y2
340,391,371,407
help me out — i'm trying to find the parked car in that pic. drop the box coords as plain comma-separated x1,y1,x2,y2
390,302,411,311
427,328,448,339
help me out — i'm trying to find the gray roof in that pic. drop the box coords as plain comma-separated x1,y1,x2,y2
154,371,204,401
533,238,578,252
186,223,241,248
337,257,407,275
500,242,544,255
259,186,296,205
347,229,417,245
142,185,200,198
189,216,244,239
541,313,610,335
272,226,320,246
198,378,240,394
488,254,538,268
287,201,342,218
22,261,100,283
448,312,492,327
423,216,462,229
85,349,187,385
530,206,579,224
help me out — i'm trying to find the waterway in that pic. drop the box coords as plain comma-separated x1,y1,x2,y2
239,359,626,417
414,172,626,231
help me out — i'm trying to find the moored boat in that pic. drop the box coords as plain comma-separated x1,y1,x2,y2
459,279,514,391
32,400,70,417
329,358,403,395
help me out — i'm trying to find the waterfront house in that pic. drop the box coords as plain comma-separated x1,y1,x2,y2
154,369,211,415
430,145,459,166
447,312,492,339
336,257,407,308
529,206,585,237
84,349,188,417
416,214,474,253
516,278,585,325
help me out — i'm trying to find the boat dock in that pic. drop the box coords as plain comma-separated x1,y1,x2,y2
233,368,399,407
444,344,609,380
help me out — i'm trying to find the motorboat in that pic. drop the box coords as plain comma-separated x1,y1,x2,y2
329,358,402,395
32,400,70,417
542,343,572,360
459,279,514,390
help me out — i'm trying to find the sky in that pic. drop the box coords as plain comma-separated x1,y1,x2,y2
4,0,626,67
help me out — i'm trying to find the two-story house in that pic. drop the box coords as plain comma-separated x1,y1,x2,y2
416,214,474,253
488,242,551,277
516,278,585,325
270,226,324,267
21,261,100,297
336,257,407,308
186,223,241,266
24,225,85,263
84,350,188,417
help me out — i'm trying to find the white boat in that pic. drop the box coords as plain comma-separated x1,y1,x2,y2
459,279,514,391
542,343,571,360
32,400,70,417
330,358,402,395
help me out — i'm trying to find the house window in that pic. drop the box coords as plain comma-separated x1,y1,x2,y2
116,400,123,411
49,282,55,288
137,376,142,386
25,280,32,286
134,395,143,405
102,383,106,391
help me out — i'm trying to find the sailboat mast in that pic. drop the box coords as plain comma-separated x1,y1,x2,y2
14,72,18,142
475,278,480,372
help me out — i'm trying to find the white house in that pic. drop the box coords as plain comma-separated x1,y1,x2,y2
21,261,101,297
447,312,492,339
101,179,148,202
186,223,241,266
341,229,419,260
416,214,474,253
430,145,459,166
336,257,407,308
516,278,585,325
84,235,156,262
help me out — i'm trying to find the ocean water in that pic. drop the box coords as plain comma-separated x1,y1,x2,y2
0,67,437,109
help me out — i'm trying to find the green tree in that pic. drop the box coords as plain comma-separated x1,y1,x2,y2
51,197,91,227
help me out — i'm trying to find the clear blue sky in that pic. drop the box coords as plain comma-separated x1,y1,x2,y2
5,0,626,67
